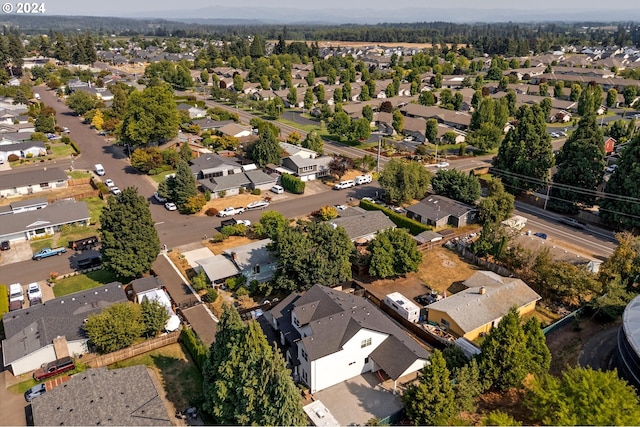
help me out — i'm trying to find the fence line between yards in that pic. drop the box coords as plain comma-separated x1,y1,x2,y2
85,330,180,368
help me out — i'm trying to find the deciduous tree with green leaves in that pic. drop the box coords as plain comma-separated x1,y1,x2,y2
431,169,481,204
99,187,160,281
84,302,144,353
140,298,170,338
249,128,281,167
66,91,100,116
118,85,179,146
368,228,422,278
301,131,324,154
478,178,515,225
379,159,432,204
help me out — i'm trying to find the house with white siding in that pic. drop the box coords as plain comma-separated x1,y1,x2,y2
264,285,430,393
0,167,68,198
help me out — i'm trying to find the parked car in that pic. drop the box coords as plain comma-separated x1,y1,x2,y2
435,161,450,168
62,127,70,134
24,383,46,402
218,206,245,217
110,187,121,195
9,283,24,304
246,199,270,210
235,219,251,226
153,192,167,203
104,179,115,187
550,132,560,138
334,204,348,211
558,217,587,229
1,240,10,251
94,164,105,176
33,357,75,380
27,282,43,303
270,185,284,194
164,202,177,211
533,232,548,240
605,164,618,173
333,180,355,190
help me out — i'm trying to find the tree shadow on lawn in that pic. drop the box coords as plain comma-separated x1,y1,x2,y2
150,346,204,412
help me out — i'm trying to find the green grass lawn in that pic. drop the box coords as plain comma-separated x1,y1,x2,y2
151,170,176,184
110,342,204,410
50,143,76,157
277,117,326,135
8,377,37,395
68,171,92,179
81,196,106,225
53,269,119,298
30,237,55,252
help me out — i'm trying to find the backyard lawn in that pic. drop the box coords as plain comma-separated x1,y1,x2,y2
53,269,119,297
110,343,204,411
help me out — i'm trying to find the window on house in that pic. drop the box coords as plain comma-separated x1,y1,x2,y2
361,337,372,348
40,182,49,188
441,318,450,328
365,357,369,364
293,317,299,327
301,348,308,361
252,265,260,274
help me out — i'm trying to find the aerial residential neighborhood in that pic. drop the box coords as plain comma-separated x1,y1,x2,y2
1,7,640,427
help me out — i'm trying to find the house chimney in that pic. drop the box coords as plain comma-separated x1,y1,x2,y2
479,286,486,295
232,252,238,261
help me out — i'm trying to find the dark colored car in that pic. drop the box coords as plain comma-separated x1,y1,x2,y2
24,383,47,402
33,357,75,380
0,240,10,251
77,256,102,270
533,232,548,240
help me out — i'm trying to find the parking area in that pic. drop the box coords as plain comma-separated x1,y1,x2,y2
312,373,404,425
0,240,33,265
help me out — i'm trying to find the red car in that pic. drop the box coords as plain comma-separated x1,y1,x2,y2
33,357,75,380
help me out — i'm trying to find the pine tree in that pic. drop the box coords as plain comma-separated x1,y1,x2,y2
168,161,197,211
523,317,551,377
403,350,456,425
250,128,281,167
550,113,605,213
492,104,555,195
99,187,160,281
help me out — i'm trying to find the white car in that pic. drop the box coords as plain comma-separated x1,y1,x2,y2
164,202,177,211
334,205,348,211
605,164,618,173
153,192,167,203
110,187,121,195
333,180,355,190
235,219,251,226
104,179,115,188
246,199,270,210
435,162,450,168
27,282,42,303
270,185,284,194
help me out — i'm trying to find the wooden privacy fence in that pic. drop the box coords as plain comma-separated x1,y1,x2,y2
86,330,180,368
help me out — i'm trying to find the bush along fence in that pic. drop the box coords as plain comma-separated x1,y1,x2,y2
180,327,208,371
359,199,432,235
281,173,305,194
86,330,180,368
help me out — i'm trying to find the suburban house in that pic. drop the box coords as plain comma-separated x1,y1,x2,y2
1,282,127,376
218,123,252,138
402,116,427,142
0,199,90,242
189,154,243,179
264,285,430,394
31,365,172,426
400,104,472,130
0,197,48,216
190,118,235,132
279,141,332,181
604,136,616,155
329,209,396,242
426,271,541,340
177,102,207,119
198,168,277,198
197,238,277,284
0,167,68,198
0,140,46,162
405,195,478,228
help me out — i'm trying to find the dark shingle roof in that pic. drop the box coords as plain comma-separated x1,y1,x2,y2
406,195,475,220
0,167,67,191
329,210,396,241
31,365,172,426
182,304,218,347
0,200,90,238
2,282,126,364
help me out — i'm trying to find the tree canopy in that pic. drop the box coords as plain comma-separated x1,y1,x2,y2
379,159,432,204
99,187,161,281
84,302,144,353
478,178,515,225
249,127,281,167
202,306,306,425
368,228,423,278
166,160,199,213
431,168,481,204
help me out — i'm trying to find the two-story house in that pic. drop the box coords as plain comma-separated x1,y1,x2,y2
264,285,430,394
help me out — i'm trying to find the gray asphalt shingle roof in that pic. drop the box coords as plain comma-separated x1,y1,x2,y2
31,365,172,426
0,167,67,191
0,200,90,238
2,282,126,365
406,195,475,220
329,210,396,241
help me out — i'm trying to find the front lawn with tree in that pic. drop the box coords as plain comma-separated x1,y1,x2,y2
378,159,432,204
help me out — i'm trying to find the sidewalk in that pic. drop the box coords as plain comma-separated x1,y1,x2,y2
0,369,27,426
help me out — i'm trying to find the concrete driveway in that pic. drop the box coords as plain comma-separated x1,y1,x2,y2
0,369,28,426
0,240,33,266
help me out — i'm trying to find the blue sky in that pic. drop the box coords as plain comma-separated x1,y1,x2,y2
47,0,638,18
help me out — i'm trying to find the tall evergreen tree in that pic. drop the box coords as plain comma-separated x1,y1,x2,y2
168,161,197,211
550,113,605,213
203,306,306,425
523,317,552,377
249,128,281,167
403,350,456,426
600,134,640,230
99,187,160,281
492,104,554,195
425,118,438,143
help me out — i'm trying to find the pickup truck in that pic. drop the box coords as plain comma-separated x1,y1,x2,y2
32,247,67,260
217,206,245,217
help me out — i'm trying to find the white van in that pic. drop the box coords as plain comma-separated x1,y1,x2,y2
9,283,24,303
94,164,105,176
333,180,355,190
355,174,373,185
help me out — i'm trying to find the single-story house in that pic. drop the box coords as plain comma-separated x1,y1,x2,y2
189,154,243,179
0,140,46,162
405,195,477,228
196,254,241,284
263,285,430,394
31,365,172,426
329,210,396,242
0,197,48,216
223,238,277,283
402,116,427,142
191,118,235,132
1,282,127,376
426,271,541,340
0,167,68,198
218,123,252,138
198,169,277,198
0,199,90,242
177,103,207,119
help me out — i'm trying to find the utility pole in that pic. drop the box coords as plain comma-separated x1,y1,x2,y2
543,181,552,210
377,135,382,174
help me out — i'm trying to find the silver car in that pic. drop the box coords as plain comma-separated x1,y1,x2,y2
25,383,46,402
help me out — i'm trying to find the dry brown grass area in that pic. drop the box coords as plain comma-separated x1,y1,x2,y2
197,194,265,216
417,247,479,294
0,184,96,206
204,235,256,255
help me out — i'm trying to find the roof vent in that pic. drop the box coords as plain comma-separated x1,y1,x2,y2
479,287,486,295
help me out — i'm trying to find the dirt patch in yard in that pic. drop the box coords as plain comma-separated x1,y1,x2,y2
417,247,480,295
196,193,265,216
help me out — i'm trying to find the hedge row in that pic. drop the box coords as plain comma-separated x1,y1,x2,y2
180,327,208,371
281,173,305,194
0,284,8,316
359,199,432,235
69,141,81,154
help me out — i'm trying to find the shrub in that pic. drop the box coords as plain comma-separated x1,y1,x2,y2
7,154,19,162
251,188,262,195
317,205,338,221
148,169,157,175
69,141,81,154
239,187,246,194
218,190,227,198
0,284,9,316
205,207,219,216
180,328,207,371
236,287,249,297
281,173,305,194
191,271,209,291
221,225,237,238
211,233,225,242
61,135,71,144
225,275,247,291
203,288,218,303
359,199,432,235
204,189,212,201
26,152,33,158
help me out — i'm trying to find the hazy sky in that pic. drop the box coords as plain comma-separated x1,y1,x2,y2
46,0,638,17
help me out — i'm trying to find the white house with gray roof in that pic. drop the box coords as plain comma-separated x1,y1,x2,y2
0,167,68,198
0,200,90,242
264,285,430,393
2,282,127,376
